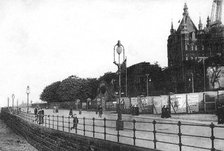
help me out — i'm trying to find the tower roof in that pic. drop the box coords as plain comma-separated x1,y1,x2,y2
177,3,197,33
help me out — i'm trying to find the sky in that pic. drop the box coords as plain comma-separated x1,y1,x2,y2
0,0,213,107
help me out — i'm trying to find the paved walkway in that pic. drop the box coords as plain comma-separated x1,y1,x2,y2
100,111,219,125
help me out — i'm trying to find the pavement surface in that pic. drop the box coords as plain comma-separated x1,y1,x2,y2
75,110,219,125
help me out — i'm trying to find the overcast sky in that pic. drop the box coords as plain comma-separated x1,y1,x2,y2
0,0,213,107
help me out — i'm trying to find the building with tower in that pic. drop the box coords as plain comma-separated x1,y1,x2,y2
167,1,224,92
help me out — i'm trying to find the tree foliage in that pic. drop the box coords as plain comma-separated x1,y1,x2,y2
40,76,99,103
40,81,61,102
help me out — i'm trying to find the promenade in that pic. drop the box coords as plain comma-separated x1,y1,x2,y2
21,108,224,151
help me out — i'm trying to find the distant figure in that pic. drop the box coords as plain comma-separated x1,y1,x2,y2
41,108,44,124
96,105,98,114
53,106,56,113
79,109,82,115
34,107,38,115
165,105,171,118
98,105,103,118
34,107,38,123
71,114,79,131
38,108,44,124
161,105,171,118
217,103,224,124
69,108,73,117
161,105,166,118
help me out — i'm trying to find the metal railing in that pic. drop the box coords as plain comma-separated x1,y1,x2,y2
4,108,224,151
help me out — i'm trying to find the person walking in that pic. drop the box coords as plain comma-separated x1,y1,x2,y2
71,114,79,131
34,107,38,123
37,108,42,124
98,105,103,118
161,105,165,118
41,108,44,124
216,103,223,124
69,108,73,117
38,108,44,124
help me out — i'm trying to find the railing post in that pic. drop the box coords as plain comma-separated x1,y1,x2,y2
104,118,106,140
45,115,46,127
52,115,54,129
57,115,59,130
210,122,215,151
93,118,95,137
75,117,78,134
68,116,70,133
117,119,120,143
178,121,182,151
83,117,85,136
153,120,157,149
62,116,64,131
133,119,136,146
48,115,50,128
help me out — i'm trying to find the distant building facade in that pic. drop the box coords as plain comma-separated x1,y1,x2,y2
167,3,224,92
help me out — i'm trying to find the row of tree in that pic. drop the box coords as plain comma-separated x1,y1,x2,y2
40,75,99,103
40,55,224,103
40,62,163,103
40,72,119,103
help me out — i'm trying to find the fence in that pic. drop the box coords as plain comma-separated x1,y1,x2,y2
4,108,224,151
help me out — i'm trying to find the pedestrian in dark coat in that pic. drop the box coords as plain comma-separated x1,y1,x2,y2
69,108,73,117
161,105,165,118
98,105,103,118
34,108,38,122
216,103,223,124
71,114,79,130
34,108,38,115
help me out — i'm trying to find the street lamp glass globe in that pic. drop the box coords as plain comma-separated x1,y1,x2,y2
26,86,30,94
116,46,122,55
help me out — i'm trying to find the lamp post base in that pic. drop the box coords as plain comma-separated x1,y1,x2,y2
116,119,124,130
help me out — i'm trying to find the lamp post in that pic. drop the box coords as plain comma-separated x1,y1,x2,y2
113,40,125,130
198,57,208,92
189,73,194,93
7,97,9,108
17,99,18,112
146,74,152,96
26,86,30,113
12,94,15,110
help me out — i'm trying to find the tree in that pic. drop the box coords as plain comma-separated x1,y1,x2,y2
55,76,99,103
86,78,99,99
56,76,84,102
208,66,221,89
40,81,61,102
98,72,117,84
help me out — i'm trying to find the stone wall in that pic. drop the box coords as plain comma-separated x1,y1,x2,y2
0,109,157,151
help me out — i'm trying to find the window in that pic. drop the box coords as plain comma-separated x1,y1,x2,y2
192,32,195,40
185,44,188,50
